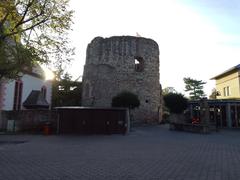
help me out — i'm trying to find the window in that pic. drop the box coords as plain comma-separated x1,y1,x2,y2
223,86,231,96
134,56,144,72
13,80,23,110
227,86,231,96
41,86,47,98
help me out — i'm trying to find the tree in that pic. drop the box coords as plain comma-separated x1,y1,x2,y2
0,0,74,80
111,91,140,109
183,77,206,100
209,88,220,99
162,87,177,96
163,93,188,114
52,73,82,107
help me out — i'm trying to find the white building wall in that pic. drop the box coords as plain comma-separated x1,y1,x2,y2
44,80,52,107
2,74,52,110
3,80,15,110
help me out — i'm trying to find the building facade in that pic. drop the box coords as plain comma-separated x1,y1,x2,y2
82,36,161,124
211,64,240,99
189,99,240,128
0,65,52,110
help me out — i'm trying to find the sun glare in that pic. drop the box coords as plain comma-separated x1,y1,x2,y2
42,66,54,80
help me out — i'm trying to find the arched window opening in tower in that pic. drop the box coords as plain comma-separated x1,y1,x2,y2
134,57,144,72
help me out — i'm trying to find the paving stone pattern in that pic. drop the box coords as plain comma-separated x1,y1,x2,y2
1,125,240,180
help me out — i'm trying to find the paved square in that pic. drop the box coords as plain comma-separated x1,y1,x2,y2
1,125,240,180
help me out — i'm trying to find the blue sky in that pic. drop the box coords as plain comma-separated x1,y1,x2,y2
182,0,240,36
65,0,240,97
175,0,240,94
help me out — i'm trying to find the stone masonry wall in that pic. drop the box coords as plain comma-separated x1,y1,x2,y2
0,110,58,133
82,36,161,124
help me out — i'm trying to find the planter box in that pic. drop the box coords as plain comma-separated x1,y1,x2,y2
170,122,210,134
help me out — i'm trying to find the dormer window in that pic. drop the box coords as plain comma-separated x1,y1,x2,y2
41,86,47,98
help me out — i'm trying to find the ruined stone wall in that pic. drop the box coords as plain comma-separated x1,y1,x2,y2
82,36,161,124
0,110,58,132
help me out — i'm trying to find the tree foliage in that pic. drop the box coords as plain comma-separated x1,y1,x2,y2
111,91,140,109
183,77,206,100
209,88,220,99
52,73,82,107
0,0,74,80
162,87,177,96
163,93,188,114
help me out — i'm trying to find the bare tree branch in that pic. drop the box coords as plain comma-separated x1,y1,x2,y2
13,0,35,30
0,12,10,27
4,18,48,38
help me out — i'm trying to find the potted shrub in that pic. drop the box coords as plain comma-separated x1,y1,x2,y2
163,93,188,124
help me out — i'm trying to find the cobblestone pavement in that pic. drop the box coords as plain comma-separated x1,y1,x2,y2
1,125,240,180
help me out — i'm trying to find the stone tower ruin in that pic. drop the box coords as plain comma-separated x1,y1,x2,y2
82,36,161,123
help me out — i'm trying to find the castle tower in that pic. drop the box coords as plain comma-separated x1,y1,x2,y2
82,36,161,124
